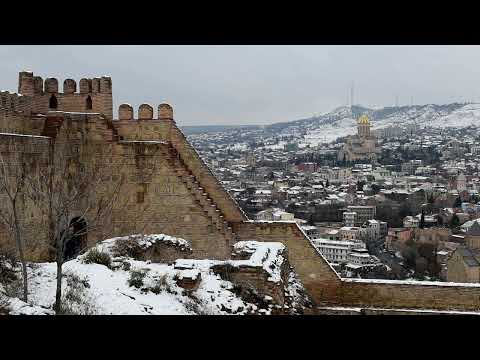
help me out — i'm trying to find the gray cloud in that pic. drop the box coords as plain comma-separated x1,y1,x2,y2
1,45,480,125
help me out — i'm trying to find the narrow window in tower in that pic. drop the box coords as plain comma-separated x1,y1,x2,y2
49,94,58,109
86,95,93,110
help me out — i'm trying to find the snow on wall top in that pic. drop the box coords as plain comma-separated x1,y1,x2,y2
343,278,480,288
0,132,50,139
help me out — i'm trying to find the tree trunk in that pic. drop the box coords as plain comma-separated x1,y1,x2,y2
54,259,63,314
19,246,28,303
54,228,66,314
12,200,28,302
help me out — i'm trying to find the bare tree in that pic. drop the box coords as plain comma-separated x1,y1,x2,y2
0,139,31,302
26,140,126,313
25,121,160,313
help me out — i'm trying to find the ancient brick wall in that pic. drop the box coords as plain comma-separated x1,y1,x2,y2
0,133,51,259
213,264,288,305
233,221,342,302
0,91,42,135
335,279,480,311
141,241,193,264
0,91,32,115
233,221,480,311
105,141,232,259
0,109,31,135
0,105,237,261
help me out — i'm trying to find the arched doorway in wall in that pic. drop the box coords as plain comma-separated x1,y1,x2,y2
64,217,87,261
49,94,58,109
86,95,92,110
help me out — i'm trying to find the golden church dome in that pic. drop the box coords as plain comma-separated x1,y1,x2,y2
358,114,370,125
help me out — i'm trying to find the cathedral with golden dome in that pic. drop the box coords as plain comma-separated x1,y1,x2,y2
337,114,380,163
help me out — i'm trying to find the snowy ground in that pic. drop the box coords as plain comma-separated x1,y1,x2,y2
1,235,309,315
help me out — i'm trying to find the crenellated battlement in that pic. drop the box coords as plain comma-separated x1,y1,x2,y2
113,103,175,142
19,71,112,96
116,103,174,121
17,71,113,119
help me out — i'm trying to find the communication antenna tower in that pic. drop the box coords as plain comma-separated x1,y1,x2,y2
350,81,355,107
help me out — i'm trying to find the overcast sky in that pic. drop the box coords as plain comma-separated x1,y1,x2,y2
1,45,480,126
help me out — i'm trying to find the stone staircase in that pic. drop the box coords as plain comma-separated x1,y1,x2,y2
166,146,235,243
169,125,248,222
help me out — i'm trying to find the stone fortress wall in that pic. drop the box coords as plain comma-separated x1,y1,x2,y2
0,91,36,134
234,221,480,311
1,71,480,312
0,133,51,259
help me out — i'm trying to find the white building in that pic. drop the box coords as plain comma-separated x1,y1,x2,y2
325,229,341,241
339,226,362,241
301,225,319,239
360,219,381,241
347,247,377,266
344,248,380,277
372,167,391,181
272,210,294,221
255,208,294,221
471,145,480,155
346,206,376,226
311,238,363,264
343,212,357,227
403,216,420,228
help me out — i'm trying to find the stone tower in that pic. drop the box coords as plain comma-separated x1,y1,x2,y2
18,71,113,119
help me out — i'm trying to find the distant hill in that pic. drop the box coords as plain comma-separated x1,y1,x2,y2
262,102,480,145
180,102,480,143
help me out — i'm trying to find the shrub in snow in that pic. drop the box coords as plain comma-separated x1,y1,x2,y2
183,297,215,315
3,278,23,299
0,251,18,287
0,292,10,315
0,306,8,315
128,269,148,289
82,248,112,268
149,274,171,294
0,256,22,300
58,272,97,315
0,248,17,269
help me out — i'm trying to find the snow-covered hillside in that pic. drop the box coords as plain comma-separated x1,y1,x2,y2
267,103,480,146
0,235,312,315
